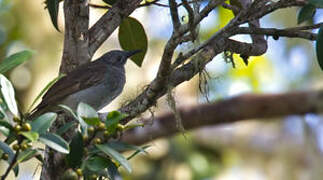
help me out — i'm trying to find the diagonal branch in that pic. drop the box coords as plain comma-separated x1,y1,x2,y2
122,90,323,145
88,0,142,57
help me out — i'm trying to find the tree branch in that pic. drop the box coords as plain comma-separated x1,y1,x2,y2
88,0,141,57
122,90,323,145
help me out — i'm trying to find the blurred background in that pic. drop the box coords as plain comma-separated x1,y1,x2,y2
0,0,323,179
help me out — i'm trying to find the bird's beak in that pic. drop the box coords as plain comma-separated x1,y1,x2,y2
125,50,142,58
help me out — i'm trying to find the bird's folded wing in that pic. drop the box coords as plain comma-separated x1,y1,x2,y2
34,61,107,111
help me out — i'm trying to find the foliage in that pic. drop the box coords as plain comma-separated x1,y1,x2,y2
0,53,148,179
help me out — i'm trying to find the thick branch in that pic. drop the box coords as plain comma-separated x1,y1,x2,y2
122,90,323,145
60,0,90,74
88,0,141,57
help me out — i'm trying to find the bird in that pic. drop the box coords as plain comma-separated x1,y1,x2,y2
30,50,140,117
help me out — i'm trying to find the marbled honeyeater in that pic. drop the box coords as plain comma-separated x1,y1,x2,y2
31,50,140,116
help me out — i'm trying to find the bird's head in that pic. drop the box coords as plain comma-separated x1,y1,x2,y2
100,50,141,66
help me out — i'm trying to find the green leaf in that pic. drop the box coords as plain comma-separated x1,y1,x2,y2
95,144,132,173
17,149,38,163
0,50,33,74
30,112,57,134
118,17,148,67
19,131,39,142
56,121,76,135
77,102,99,126
105,111,127,134
0,74,18,116
0,126,9,136
316,25,323,70
39,133,69,154
309,0,323,8
297,5,316,24
107,142,148,153
59,104,88,133
28,74,65,112
85,156,111,172
46,0,60,31
66,132,83,168
127,145,150,160
0,120,13,130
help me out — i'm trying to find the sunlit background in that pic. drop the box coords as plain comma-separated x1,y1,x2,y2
0,0,323,179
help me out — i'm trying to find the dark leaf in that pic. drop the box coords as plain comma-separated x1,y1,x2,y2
0,50,33,74
30,112,57,134
297,5,316,24
309,0,323,8
56,121,76,135
95,144,131,173
102,0,117,5
85,156,111,172
46,0,60,31
66,132,83,168
316,25,323,70
107,161,120,180
118,17,148,67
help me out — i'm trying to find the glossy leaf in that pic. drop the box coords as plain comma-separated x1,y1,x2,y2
28,74,64,112
77,102,99,126
30,112,57,134
19,131,39,142
59,104,88,133
105,111,127,134
96,144,131,173
309,0,323,8
0,74,18,116
0,120,13,130
297,4,316,24
85,156,111,172
316,25,323,70
66,132,83,168
118,17,148,67
0,126,9,136
0,50,33,74
39,133,69,154
46,0,60,31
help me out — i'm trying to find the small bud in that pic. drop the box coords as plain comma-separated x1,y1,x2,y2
76,168,83,176
87,126,95,134
14,125,22,132
2,153,9,160
22,123,32,131
13,144,20,151
117,124,124,131
13,116,21,122
62,169,78,180
97,122,106,131
82,135,89,142
93,138,101,144
20,144,28,151
103,130,110,138
90,174,98,180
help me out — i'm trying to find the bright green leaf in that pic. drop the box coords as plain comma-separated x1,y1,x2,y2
39,133,69,154
85,156,111,172
309,0,323,8
46,0,60,31
0,50,33,74
105,111,127,134
30,112,57,134
66,132,83,168
0,74,18,117
28,74,65,113
95,144,132,173
297,5,316,24
19,131,39,142
118,17,148,67
316,25,323,70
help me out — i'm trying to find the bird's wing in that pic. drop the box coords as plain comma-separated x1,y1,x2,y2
34,61,107,111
